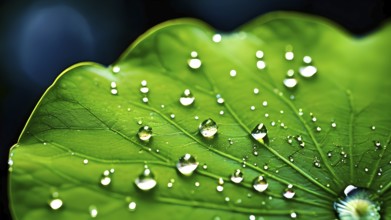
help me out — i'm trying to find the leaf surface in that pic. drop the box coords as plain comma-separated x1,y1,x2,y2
9,12,391,219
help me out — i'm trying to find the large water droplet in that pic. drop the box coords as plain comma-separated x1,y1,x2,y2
252,176,268,192
134,166,157,191
176,153,199,176
251,123,269,144
179,89,195,106
334,186,381,220
138,126,152,141
49,198,63,210
230,169,244,184
283,185,295,199
299,66,317,78
199,118,218,138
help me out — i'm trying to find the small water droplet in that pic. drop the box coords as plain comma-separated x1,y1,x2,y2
303,55,312,64
112,66,120,73
170,114,175,119
249,214,256,220
290,212,298,219
176,153,199,176
251,123,268,144
89,205,98,218
263,164,269,170
216,94,225,104
256,50,264,59
199,118,218,138
49,198,63,210
253,88,259,94
202,164,208,170
83,159,89,165
327,151,332,158
316,126,322,132
262,101,268,107
253,176,268,192
229,69,237,77
128,201,137,211
364,167,369,172
256,60,266,69
100,170,112,186
111,89,118,95
141,80,147,87
230,169,244,183
331,122,337,128
134,166,157,191
138,126,152,141
299,66,317,77
216,178,224,192
289,155,294,162
179,89,195,106
283,185,295,199
188,51,202,69
283,77,298,89
140,87,149,94
212,34,222,43
250,106,255,111
142,97,149,103
285,51,294,60
371,126,376,130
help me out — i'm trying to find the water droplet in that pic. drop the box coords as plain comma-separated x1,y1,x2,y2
299,66,317,77
89,205,98,218
256,50,264,58
263,164,269,170
195,181,200,187
202,164,208,170
216,178,224,192
334,186,381,220
316,126,322,132
229,69,237,77
142,97,149,103
176,153,199,176
283,77,298,89
290,212,298,219
134,166,157,191
179,89,195,106
138,126,152,141
303,55,312,64
327,151,333,158
252,176,268,192
112,66,120,73
230,169,244,183
262,101,268,107
289,155,294,162
170,114,175,119
111,89,118,95
285,51,294,60
253,88,259,94
249,215,256,220
212,34,222,43
251,123,268,144
100,170,112,186
331,122,337,128
364,167,369,172
49,198,63,210
216,94,225,104
128,201,137,211
188,52,202,69
141,80,147,87
256,60,266,69
140,87,149,94
283,185,295,199
250,106,255,111
371,126,376,130
199,118,218,138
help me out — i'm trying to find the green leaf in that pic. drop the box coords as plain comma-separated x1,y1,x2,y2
8,12,391,219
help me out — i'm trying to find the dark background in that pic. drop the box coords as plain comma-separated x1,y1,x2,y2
0,0,390,219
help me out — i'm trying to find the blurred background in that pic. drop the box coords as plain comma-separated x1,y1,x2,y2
0,0,390,218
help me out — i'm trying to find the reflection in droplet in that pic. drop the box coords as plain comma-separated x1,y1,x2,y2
179,89,195,106
176,154,199,176
283,185,295,199
138,126,152,141
253,176,268,192
299,66,317,78
49,198,63,210
199,118,218,138
134,166,157,191
251,123,268,144
230,169,244,184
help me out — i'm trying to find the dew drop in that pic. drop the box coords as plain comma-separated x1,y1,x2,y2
142,97,149,103
290,212,298,219
303,55,312,64
252,176,268,192
299,66,317,77
230,169,244,184
170,114,175,119
249,215,256,220
49,198,63,210
111,89,118,95
251,123,269,144
140,87,149,94
250,106,255,111
137,126,152,141
219,110,224,115
179,89,195,106
216,94,225,104
112,66,120,73
262,101,268,107
199,118,218,138
89,205,98,218
371,126,376,131
216,178,224,192
253,88,259,94
283,77,298,89
283,185,295,199
256,50,264,59
331,122,337,128
316,126,322,132
212,34,222,43
229,69,237,77
256,60,266,69
128,201,137,211
285,51,294,60
100,170,112,186
134,166,157,191
141,80,147,87
188,52,202,70
195,181,200,187
176,153,199,176
327,151,333,158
